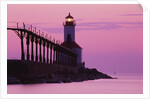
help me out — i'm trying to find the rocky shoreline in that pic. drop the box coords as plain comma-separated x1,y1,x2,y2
8,67,113,84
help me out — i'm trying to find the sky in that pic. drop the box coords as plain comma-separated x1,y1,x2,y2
7,4,143,75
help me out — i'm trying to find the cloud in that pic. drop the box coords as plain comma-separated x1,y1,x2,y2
34,27,63,34
41,27,63,34
28,22,63,34
29,21,142,33
120,14,143,16
75,18,84,21
76,21,143,31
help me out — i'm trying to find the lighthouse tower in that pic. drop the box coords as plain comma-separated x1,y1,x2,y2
64,13,75,42
62,13,83,67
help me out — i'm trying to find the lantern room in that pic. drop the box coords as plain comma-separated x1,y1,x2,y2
64,13,76,26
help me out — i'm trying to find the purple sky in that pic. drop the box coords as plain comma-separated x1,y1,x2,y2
7,4,143,74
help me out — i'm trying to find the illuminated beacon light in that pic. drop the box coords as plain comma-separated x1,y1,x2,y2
66,18,73,22
68,18,71,21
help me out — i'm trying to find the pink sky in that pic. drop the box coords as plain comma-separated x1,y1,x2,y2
7,4,143,74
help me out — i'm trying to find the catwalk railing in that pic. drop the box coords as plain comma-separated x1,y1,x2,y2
7,22,77,66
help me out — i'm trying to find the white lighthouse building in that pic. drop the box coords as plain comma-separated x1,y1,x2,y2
62,13,83,67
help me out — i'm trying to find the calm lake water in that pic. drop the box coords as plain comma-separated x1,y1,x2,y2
7,73,143,94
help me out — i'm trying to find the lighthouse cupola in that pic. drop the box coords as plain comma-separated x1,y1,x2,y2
64,13,76,42
65,13,76,26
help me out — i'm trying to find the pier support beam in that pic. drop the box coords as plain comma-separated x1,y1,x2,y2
43,42,45,63
39,39,42,62
56,47,59,64
35,38,38,61
57,50,59,64
55,46,57,64
53,45,55,63
50,44,52,63
47,43,49,63
26,34,30,60
20,31,25,60
31,36,34,61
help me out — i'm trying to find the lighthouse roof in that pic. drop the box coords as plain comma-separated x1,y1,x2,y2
61,41,82,49
65,13,73,18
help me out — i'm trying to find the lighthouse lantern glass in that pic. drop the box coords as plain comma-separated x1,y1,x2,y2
66,18,73,22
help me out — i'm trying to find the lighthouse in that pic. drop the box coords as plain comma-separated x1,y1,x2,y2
62,13,83,67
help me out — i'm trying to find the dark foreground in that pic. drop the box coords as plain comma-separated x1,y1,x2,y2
7,60,113,84
8,68,112,84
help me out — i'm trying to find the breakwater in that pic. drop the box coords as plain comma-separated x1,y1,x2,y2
7,60,112,84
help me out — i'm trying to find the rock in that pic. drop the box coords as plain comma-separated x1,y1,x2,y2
8,67,113,84
7,76,22,84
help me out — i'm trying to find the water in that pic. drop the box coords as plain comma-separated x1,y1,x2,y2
7,74,143,94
